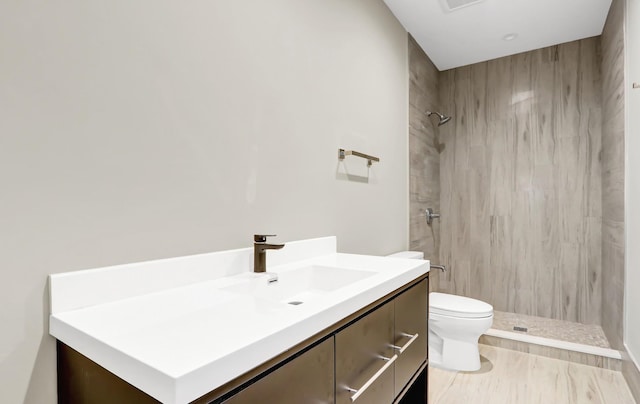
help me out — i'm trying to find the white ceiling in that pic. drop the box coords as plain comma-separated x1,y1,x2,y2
384,0,613,71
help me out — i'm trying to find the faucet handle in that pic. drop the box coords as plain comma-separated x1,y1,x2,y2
254,234,277,243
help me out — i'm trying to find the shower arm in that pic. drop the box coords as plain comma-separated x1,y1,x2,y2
426,111,452,126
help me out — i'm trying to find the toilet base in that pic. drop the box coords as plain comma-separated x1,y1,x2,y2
428,330,482,372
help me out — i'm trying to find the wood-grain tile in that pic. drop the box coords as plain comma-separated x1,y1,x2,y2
438,38,603,324
429,345,636,403
408,35,441,277
600,0,625,350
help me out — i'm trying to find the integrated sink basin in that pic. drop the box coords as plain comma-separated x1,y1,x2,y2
223,265,376,305
49,236,430,404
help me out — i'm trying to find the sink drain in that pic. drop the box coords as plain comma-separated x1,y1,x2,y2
287,301,304,306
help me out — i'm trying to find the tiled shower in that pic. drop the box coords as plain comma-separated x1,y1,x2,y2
410,0,625,356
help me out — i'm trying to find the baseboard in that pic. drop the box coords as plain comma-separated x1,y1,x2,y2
622,344,640,402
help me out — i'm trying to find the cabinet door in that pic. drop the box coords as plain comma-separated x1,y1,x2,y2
223,337,334,404
393,279,428,396
335,301,394,404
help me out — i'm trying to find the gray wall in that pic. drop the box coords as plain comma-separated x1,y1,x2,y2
0,1,409,402
601,0,626,351
437,39,603,324
408,36,441,289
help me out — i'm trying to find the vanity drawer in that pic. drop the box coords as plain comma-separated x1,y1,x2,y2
335,300,395,404
222,337,334,404
393,279,428,397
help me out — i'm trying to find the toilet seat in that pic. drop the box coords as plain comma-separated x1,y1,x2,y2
430,292,493,319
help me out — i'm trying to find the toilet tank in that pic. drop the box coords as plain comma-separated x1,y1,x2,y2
387,251,424,260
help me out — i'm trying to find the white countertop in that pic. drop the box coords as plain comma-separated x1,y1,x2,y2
49,237,429,404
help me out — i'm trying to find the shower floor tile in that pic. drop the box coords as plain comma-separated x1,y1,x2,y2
491,310,611,348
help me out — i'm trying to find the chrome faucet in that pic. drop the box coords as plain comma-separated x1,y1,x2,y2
254,234,285,273
430,264,446,272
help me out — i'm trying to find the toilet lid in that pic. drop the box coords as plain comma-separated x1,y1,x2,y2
429,292,493,318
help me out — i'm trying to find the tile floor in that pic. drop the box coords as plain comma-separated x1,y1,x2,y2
491,311,611,348
428,345,636,403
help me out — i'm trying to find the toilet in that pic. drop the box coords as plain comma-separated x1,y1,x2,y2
387,251,493,372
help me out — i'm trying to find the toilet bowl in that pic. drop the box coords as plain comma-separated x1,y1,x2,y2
387,251,494,372
429,292,493,371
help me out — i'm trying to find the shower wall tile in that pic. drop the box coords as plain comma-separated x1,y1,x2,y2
557,136,587,243
408,35,440,291
559,242,582,321
585,217,602,323
603,218,624,247
485,56,513,121
488,120,515,217
469,146,492,301
439,37,603,324
602,241,625,349
586,110,603,218
489,215,513,312
451,259,471,297
600,0,625,350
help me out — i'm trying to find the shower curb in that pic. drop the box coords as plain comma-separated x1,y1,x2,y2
480,328,623,371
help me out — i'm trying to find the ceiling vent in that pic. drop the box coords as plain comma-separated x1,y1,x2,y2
442,0,484,12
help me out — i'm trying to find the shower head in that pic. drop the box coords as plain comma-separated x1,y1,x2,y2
427,111,452,126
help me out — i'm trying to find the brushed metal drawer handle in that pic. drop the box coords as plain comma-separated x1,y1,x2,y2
391,333,419,354
346,354,398,402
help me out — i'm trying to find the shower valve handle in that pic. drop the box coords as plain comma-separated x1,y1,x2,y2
426,208,440,225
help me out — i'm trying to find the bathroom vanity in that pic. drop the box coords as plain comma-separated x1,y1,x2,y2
49,237,429,403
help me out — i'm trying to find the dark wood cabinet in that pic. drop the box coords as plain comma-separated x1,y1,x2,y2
393,279,428,398
335,298,395,404
223,337,334,404
334,278,428,404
